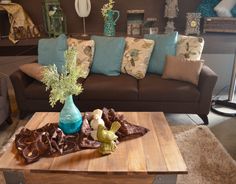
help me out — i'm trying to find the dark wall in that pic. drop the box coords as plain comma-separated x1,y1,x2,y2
12,0,201,34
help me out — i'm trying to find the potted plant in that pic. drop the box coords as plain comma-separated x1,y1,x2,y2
42,48,86,134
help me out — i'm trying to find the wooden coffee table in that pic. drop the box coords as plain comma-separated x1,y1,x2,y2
0,112,187,184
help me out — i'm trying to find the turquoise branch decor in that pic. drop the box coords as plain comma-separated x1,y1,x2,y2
42,48,86,134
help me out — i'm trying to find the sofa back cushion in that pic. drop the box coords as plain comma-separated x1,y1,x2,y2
162,56,204,86
67,38,95,78
121,37,154,79
144,32,178,75
196,0,220,17
91,35,125,76
176,35,204,60
38,34,67,73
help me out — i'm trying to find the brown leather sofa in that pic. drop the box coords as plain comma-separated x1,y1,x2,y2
10,64,217,124
0,74,11,125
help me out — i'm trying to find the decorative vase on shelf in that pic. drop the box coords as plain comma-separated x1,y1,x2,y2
104,10,120,36
59,95,83,134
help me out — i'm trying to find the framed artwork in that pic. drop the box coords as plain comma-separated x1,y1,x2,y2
127,10,144,36
185,13,201,35
42,0,67,37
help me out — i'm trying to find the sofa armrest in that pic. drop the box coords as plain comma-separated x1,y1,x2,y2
10,69,34,89
10,70,34,112
0,75,8,97
198,65,218,114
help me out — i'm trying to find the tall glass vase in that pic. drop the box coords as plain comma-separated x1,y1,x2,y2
104,10,120,36
59,95,82,134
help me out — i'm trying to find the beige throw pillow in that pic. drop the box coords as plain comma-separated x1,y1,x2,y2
19,63,44,81
176,35,204,60
67,38,95,77
162,56,204,85
121,37,154,79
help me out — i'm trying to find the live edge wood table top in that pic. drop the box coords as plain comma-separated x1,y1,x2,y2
0,112,187,184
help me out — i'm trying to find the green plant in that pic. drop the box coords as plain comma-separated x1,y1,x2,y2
41,48,86,107
101,0,115,19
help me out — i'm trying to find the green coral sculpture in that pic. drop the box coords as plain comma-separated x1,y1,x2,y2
97,121,121,155
41,48,86,107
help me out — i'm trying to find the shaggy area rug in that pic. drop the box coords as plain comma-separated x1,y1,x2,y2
171,125,236,184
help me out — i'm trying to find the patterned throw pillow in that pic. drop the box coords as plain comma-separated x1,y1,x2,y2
176,35,205,60
67,38,95,77
121,37,154,79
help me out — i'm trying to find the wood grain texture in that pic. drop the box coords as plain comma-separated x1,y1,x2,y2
0,112,187,176
0,171,6,184
25,173,155,184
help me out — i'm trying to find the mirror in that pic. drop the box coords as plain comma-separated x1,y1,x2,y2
75,0,91,18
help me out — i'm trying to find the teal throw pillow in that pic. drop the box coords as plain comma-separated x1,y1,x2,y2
38,34,67,73
232,5,236,17
91,35,125,76
196,0,220,17
144,32,178,75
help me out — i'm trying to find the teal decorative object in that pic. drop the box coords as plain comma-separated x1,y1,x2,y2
104,10,120,36
97,121,121,155
144,31,178,75
232,6,236,17
196,0,220,17
59,95,83,134
91,35,125,76
38,34,67,73
41,48,86,134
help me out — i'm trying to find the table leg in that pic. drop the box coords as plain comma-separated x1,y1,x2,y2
3,170,25,184
153,174,177,184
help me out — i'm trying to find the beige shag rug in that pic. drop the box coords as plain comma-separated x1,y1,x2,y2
171,125,236,184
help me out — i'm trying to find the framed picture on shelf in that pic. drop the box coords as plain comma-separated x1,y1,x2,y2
185,12,201,35
42,0,67,37
127,10,144,36
143,18,158,35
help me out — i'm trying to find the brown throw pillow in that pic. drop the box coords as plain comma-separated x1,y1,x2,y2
162,56,204,85
19,63,44,82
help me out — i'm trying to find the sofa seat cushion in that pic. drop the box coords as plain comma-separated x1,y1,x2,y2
25,81,50,99
79,74,138,101
139,74,200,102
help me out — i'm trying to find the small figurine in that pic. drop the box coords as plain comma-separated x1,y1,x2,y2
164,0,179,33
90,109,105,140
97,121,121,155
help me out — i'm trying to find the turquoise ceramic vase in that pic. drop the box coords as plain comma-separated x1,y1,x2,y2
59,95,82,134
104,10,120,36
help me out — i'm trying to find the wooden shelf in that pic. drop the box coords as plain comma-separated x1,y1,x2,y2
201,32,236,54
0,38,39,46
1,32,236,55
